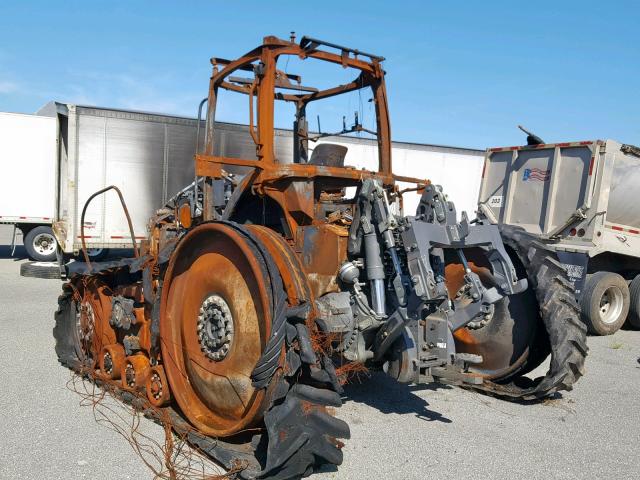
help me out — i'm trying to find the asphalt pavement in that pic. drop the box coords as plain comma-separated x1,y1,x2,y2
0,224,638,480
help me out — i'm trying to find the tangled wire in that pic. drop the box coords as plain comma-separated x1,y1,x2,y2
66,369,244,480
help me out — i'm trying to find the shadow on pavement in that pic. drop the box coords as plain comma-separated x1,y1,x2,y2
342,371,453,423
0,245,28,260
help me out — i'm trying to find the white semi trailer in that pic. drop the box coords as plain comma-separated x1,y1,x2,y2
0,111,58,261
478,139,640,335
1,102,484,266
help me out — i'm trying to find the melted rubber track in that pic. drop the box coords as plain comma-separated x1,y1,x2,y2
469,225,588,400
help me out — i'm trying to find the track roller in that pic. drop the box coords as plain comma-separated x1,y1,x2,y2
100,344,126,380
146,365,172,407
121,355,151,391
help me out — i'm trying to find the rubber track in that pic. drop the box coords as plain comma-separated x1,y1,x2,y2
469,225,588,400
53,285,91,372
222,223,349,479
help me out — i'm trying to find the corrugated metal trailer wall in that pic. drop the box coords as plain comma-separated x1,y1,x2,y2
38,103,483,252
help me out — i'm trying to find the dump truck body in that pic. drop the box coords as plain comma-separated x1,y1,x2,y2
478,139,640,333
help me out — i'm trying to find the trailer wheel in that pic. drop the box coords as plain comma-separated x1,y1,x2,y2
627,274,640,329
74,248,109,262
24,226,58,262
580,272,629,335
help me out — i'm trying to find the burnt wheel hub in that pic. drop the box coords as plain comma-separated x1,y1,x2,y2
149,372,163,400
454,283,495,330
197,294,234,361
103,351,114,374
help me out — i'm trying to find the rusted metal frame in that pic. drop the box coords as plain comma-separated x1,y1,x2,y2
300,49,376,74
299,36,385,62
204,75,218,156
257,47,276,163
248,82,260,148
195,154,261,181
196,153,427,186
218,80,252,95
275,76,370,104
371,75,392,175
294,75,373,104
80,185,139,272
260,36,377,72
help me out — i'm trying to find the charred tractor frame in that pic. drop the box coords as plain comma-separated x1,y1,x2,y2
54,35,587,479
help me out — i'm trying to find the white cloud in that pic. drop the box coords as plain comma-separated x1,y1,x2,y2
0,80,19,94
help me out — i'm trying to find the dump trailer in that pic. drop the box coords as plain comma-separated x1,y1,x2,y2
478,139,640,335
52,35,587,479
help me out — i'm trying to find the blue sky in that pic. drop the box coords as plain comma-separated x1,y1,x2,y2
0,1,638,149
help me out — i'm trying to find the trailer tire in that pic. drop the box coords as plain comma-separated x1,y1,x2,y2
74,248,109,262
580,271,629,335
23,225,58,262
627,274,640,329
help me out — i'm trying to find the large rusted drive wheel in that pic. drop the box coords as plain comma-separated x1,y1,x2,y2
447,226,587,400
446,255,545,383
160,223,273,437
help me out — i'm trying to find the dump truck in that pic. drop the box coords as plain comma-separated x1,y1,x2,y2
52,35,587,479
478,139,640,335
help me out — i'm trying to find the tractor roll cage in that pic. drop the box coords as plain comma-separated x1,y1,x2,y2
196,35,428,183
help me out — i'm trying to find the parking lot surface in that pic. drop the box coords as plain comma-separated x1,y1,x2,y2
0,225,638,479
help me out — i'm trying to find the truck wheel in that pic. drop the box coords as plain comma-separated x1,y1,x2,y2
627,275,640,329
24,226,58,262
75,248,109,262
580,271,629,335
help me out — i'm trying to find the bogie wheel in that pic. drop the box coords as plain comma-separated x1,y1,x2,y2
122,355,151,391
580,271,630,336
160,222,274,437
146,365,172,407
628,274,640,329
100,344,126,380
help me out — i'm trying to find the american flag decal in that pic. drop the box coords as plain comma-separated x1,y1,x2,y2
523,168,551,181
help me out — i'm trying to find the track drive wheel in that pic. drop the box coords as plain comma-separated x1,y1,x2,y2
160,222,275,437
161,222,349,477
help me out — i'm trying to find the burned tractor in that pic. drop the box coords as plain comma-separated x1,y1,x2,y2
54,35,587,479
